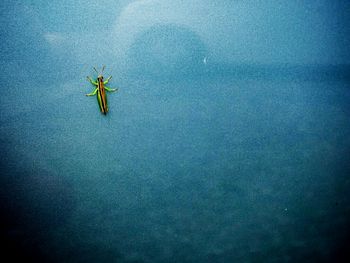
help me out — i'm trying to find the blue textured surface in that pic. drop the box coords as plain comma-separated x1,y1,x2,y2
1,1,350,262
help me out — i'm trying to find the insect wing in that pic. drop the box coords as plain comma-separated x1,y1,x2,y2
97,79,108,114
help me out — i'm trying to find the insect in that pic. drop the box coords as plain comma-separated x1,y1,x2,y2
86,66,118,115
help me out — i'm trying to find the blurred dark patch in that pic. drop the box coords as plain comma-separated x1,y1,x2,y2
127,24,207,79
0,146,77,262
63,243,122,263
331,237,350,263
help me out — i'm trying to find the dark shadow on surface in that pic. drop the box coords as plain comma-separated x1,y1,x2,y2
0,145,77,262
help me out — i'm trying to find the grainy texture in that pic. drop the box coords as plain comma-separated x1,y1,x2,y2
1,1,350,262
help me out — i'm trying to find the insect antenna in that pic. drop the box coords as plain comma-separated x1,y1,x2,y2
93,67,99,74
101,65,105,74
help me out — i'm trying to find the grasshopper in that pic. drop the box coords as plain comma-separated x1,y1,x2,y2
86,66,118,115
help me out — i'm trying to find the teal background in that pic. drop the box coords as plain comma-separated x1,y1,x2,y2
1,1,350,262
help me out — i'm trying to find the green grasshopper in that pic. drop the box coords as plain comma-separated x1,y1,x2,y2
86,66,118,115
